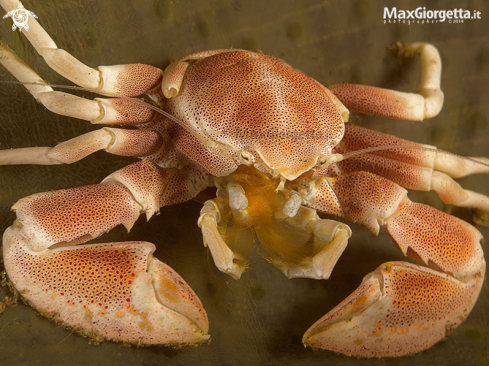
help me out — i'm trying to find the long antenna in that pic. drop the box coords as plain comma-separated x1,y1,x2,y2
340,145,489,169
0,80,189,131
1,80,488,170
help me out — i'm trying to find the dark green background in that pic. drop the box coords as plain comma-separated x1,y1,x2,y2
0,0,488,365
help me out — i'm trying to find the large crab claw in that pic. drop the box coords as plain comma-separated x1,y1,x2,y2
1,162,210,346
303,261,484,357
3,227,209,346
303,172,486,357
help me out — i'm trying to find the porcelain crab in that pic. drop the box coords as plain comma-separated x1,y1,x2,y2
0,0,488,358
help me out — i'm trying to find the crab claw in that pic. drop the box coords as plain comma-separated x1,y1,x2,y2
303,261,484,358
3,226,210,346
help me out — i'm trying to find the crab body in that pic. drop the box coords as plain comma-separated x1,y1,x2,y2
1,0,488,359
163,50,345,180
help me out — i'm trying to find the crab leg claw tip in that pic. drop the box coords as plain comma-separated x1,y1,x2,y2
303,261,484,358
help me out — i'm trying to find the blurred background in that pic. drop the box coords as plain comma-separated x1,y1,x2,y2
0,0,487,365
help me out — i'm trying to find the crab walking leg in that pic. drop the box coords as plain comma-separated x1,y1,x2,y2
1,0,162,97
0,127,163,165
320,126,489,211
302,172,485,357
329,43,443,121
3,232,210,346
0,42,157,125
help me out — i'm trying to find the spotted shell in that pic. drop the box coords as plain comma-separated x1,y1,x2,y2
165,50,347,181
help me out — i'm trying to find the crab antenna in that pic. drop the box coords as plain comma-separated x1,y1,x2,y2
0,80,190,131
340,145,489,169
1,81,488,170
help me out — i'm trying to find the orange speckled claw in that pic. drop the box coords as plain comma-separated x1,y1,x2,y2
3,227,210,346
303,171,486,357
303,261,484,358
2,158,210,346
11,181,141,251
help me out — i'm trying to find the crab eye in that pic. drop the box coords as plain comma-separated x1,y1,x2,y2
317,153,335,168
162,61,188,99
240,151,254,165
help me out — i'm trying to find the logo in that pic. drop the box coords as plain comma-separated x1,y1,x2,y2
2,2,38,31
384,7,481,24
